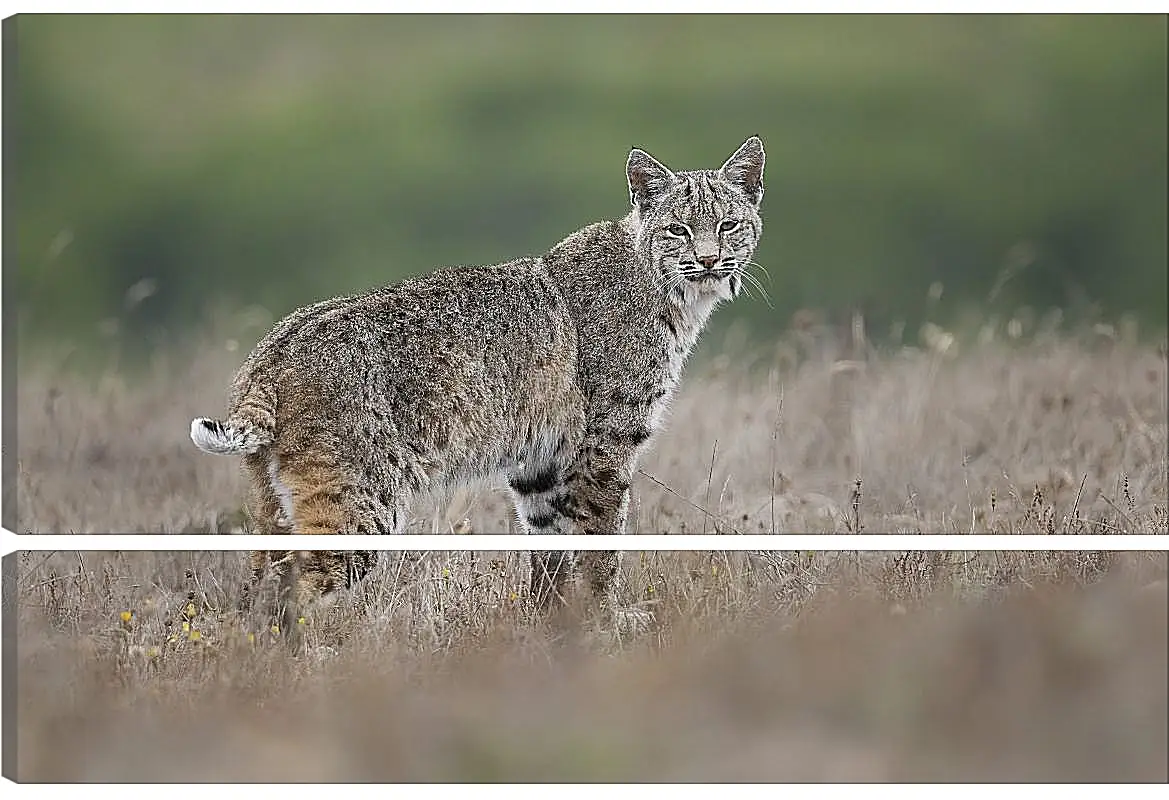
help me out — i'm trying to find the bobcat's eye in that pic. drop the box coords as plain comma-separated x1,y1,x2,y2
718,219,739,233
666,223,689,237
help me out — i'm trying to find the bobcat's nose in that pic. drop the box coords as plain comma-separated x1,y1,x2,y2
696,254,720,270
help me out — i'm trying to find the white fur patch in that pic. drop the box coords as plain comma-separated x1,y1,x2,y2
268,455,296,527
190,417,244,455
190,416,270,455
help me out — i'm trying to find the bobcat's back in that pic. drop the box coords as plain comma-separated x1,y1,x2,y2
217,258,582,494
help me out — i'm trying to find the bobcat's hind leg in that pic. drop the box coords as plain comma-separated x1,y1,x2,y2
239,453,293,617
276,455,391,642
238,451,352,644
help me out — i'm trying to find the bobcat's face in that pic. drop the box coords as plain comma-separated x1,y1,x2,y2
628,136,765,303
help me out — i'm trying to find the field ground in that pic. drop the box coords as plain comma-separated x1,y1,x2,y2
13,323,1169,534
10,323,1167,780
10,549,1168,781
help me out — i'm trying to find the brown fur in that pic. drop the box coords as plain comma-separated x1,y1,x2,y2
192,138,767,635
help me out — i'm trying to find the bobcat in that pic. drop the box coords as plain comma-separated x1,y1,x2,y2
191,136,765,628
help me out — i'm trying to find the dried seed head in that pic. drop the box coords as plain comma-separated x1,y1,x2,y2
848,477,864,533
1042,504,1056,535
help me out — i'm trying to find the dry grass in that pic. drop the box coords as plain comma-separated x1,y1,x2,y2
11,317,1167,781
14,317,1168,534
11,548,1168,782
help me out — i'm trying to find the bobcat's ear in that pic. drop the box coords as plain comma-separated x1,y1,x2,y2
627,147,676,210
719,135,765,207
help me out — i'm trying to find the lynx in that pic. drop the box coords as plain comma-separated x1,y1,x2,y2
191,136,765,627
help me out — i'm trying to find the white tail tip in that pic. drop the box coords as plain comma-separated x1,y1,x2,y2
190,417,258,455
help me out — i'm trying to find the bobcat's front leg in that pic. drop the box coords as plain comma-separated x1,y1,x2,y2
512,427,651,633
562,435,654,635
566,436,635,535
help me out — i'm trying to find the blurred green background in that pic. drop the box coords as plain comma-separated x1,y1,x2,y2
11,14,1169,358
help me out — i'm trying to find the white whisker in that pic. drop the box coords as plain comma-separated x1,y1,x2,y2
741,270,773,308
746,259,773,285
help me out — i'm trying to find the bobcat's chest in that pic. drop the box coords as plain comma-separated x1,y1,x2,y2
641,292,721,433
660,292,720,379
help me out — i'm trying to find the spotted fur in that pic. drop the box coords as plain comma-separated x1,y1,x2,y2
192,137,765,623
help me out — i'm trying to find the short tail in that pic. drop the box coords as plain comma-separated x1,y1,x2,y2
190,416,274,455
